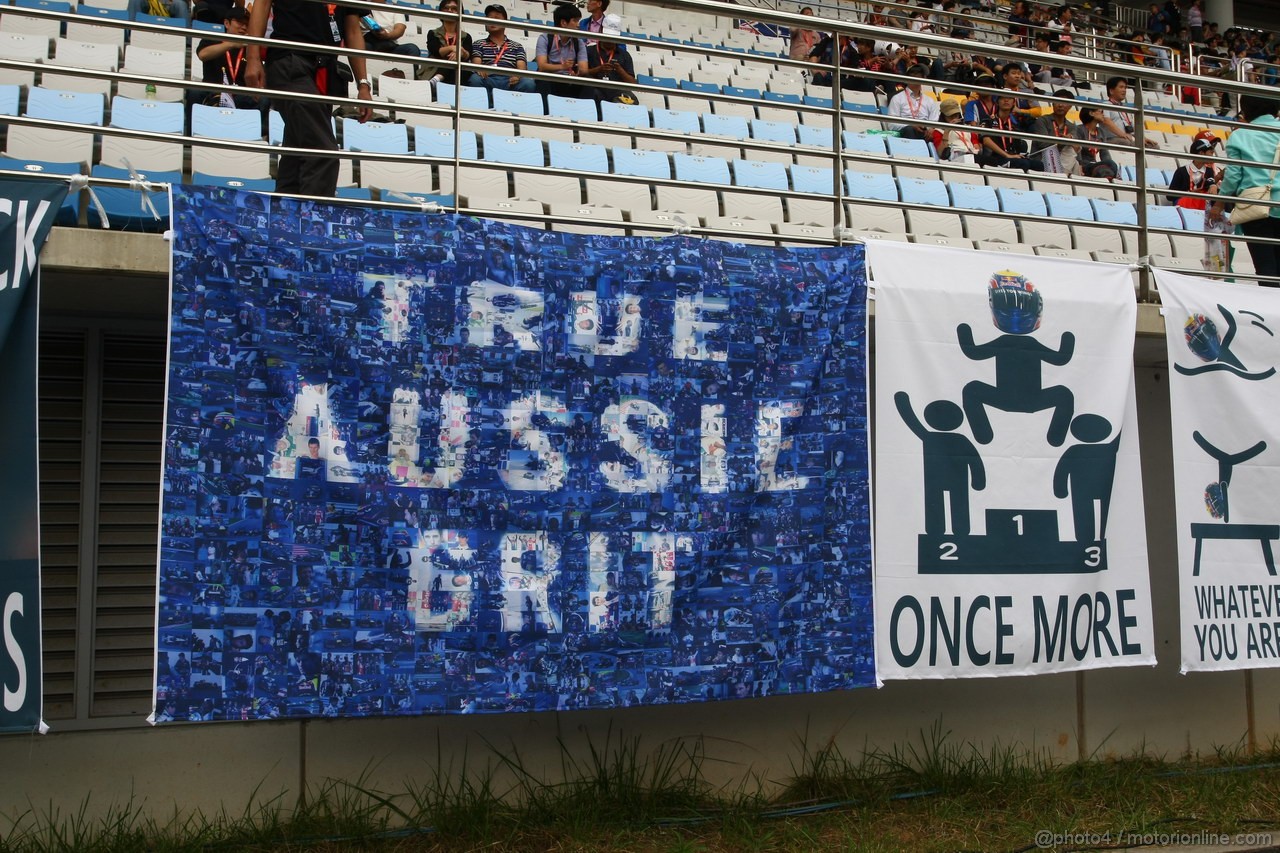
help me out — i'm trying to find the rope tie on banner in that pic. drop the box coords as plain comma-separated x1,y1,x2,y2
122,159,161,222
384,190,442,213
68,173,109,229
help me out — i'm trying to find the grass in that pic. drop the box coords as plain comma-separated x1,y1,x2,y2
4,726,1280,852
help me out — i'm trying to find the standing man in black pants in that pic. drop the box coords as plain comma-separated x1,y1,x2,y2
245,0,373,196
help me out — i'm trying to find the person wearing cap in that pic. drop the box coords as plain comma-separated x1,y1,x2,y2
581,14,636,103
536,3,590,98
886,65,940,141
244,0,372,197
1171,133,1230,272
935,98,981,164
196,7,265,109
963,74,998,124
360,0,423,58
468,4,536,92
976,94,1045,171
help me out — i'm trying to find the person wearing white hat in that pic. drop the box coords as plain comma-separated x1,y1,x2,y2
581,14,636,103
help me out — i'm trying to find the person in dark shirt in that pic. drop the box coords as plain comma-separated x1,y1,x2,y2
426,0,473,85
245,0,372,196
977,94,1045,171
580,14,635,103
196,7,265,109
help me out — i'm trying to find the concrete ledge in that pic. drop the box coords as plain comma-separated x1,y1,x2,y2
43,227,168,276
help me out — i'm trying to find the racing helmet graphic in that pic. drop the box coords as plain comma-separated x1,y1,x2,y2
1183,313,1222,362
988,270,1042,334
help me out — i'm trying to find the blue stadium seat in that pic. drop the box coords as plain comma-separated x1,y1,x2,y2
702,113,749,139
0,157,80,223
482,134,544,167
547,94,598,123
637,74,679,90
886,136,933,160
653,108,700,135
434,82,489,110
762,91,802,105
341,118,409,153
600,100,649,128
492,87,545,117
803,95,833,109
796,124,832,148
750,119,796,145
192,173,276,191
948,182,997,211
192,103,262,140
1146,204,1184,230
190,18,225,32
76,4,128,21
1091,199,1137,225
732,159,788,190
110,95,183,132
842,133,888,156
12,0,71,11
1046,193,1096,221
673,153,731,185
0,85,20,117
26,86,104,125
336,187,375,200
549,140,608,173
844,171,898,201
133,11,183,27
997,187,1047,217
86,163,179,231
1178,207,1204,230
612,147,671,179
414,128,479,159
791,164,834,194
899,177,949,207
724,85,761,100
680,79,721,94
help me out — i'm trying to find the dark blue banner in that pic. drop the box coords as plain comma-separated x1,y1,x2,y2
154,185,871,722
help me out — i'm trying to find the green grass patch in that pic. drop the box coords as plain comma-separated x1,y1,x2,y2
4,726,1280,852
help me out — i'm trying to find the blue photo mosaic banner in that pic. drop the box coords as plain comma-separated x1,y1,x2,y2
154,185,872,723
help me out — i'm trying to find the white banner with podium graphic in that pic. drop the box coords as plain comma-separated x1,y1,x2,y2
870,243,1155,679
1157,270,1280,673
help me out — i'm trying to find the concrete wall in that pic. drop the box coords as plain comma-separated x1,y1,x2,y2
1,237,1259,826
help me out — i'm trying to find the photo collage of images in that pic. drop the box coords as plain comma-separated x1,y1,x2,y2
155,185,874,722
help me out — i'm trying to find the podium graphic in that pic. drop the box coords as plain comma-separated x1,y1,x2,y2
902,271,1119,575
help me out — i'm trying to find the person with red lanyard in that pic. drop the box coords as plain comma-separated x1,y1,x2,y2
244,0,372,197
535,3,589,99
886,65,940,141
427,0,473,85
976,94,1045,171
581,14,636,104
468,4,535,92
197,7,265,110
1170,132,1230,272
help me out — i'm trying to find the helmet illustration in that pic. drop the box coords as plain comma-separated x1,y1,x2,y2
988,270,1042,334
1183,313,1222,362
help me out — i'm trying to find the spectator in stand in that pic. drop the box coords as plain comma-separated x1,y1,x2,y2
1046,4,1074,37
1032,90,1081,173
1148,32,1173,72
977,94,1044,170
788,7,820,62
807,32,857,88
864,4,890,28
1209,94,1280,281
935,99,981,163
1170,133,1230,272
1049,36,1079,88
1187,0,1204,44
1029,32,1055,85
942,29,995,87
892,43,945,81
1098,76,1158,147
196,7,264,109
886,65,940,140
244,0,372,197
581,14,635,103
1006,0,1032,47
130,0,188,22
963,73,998,124
579,0,611,47
1075,106,1119,179
1146,3,1168,36
999,62,1037,115
843,38,892,92
467,4,535,92
536,3,589,99
360,0,422,59
426,0,472,85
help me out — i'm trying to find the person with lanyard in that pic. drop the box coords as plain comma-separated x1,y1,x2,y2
886,65,940,141
1170,133,1230,273
1074,106,1119,179
963,73,997,124
1097,76,1159,148
426,0,472,85
467,4,535,92
1031,89,1081,174
579,0,615,48
197,7,265,110
976,94,1044,171
581,14,636,104
244,0,372,197
536,3,589,99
